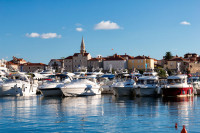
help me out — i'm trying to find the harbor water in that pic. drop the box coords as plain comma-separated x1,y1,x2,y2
0,95,200,132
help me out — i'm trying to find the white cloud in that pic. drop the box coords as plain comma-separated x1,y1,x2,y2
40,33,61,39
25,32,61,39
26,32,40,38
76,27,83,32
94,20,120,30
180,21,191,25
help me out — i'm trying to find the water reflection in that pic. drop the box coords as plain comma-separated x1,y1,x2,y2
162,96,196,128
0,95,200,132
61,95,102,116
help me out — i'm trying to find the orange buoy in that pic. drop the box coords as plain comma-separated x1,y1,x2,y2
175,123,178,129
181,125,187,133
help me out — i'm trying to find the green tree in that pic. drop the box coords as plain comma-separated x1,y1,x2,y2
164,52,173,60
158,68,167,78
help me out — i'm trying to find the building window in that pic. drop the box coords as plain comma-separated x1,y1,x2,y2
138,60,140,63
132,60,134,63
141,60,143,63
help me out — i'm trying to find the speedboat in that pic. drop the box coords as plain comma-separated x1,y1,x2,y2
112,79,136,96
133,76,161,96
162,75,193,97
38,74,72,97
61,78,101,97
188,77,200,95
0,74,38,96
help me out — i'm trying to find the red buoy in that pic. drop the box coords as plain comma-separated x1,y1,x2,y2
175,123,178,129
181,125,187,133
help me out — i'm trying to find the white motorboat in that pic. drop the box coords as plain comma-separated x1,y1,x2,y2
112,79,136,96
133,76,161,96
61,78,101,97
99,77,115,94
188,77,200,95
38,74,72,97
0,74,38,96
162,75,193,97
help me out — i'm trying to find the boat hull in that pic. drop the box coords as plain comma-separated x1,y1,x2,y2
162,87,193,97
39,88,62,97
61,86,101,97
113,87,133,96
133,87,157,97
0,84,37,96
101,85,113,94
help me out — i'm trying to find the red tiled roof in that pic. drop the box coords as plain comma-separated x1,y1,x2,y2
88,58,105,61
120,54,133,59
21,63,46,66
132,56,152,59
50,59,64,62
6,61,18,65
65,56,73,59
169,57,189,62
104,54,126,61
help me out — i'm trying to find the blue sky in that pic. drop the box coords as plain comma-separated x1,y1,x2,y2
0,0,200,64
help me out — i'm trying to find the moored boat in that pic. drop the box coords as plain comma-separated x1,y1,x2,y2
112,79,136,96
61,78,101,97
162,75,193,97
188,76,200,95
38,74,71,97
0,74,37,96
133,76,161,96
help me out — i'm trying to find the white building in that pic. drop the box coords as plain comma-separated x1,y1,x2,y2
87,56,104,71
48,59,64,72
0,59,7,68
103,54,127,71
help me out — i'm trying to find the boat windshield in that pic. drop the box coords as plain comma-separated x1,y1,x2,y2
137,79,145,85
167,79,183,84
188,78,199,82
146,80,157,84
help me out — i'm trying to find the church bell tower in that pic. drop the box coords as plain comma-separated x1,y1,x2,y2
80,37,86,54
